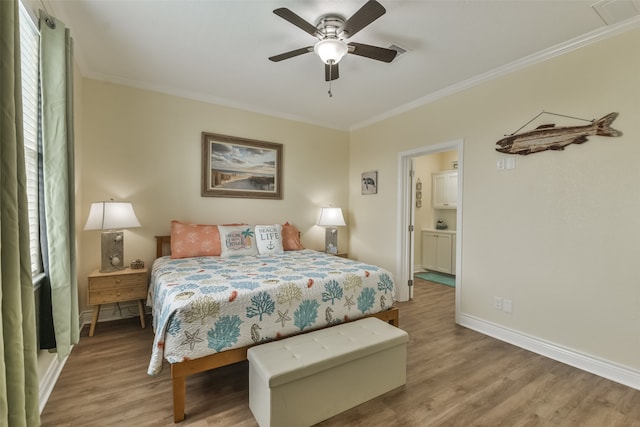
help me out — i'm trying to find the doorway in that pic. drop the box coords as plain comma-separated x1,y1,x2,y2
397,139,463,321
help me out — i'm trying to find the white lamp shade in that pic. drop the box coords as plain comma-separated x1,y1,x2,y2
84,201,141,230
316,207,346,227
314,39,348,64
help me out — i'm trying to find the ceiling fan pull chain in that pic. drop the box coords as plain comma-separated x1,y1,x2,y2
328,61,334,97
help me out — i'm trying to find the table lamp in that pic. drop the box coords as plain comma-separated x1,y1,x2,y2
316,207,346,254
84,201,141,272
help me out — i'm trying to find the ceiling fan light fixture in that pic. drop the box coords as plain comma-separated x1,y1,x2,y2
314,39,348,64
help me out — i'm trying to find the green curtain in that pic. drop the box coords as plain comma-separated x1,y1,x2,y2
39,10,79,359
0,1,41,426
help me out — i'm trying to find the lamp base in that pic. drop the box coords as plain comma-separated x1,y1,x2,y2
100,230,125,273
325,227,338,254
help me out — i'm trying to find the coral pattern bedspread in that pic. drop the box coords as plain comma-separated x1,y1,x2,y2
147,249,395,375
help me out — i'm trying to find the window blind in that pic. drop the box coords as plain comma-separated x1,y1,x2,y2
19,2,43,278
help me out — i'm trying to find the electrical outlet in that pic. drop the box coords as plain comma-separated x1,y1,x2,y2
502,299,513,314
493,296,503,311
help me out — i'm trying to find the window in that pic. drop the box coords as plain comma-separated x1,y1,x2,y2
19,2,43,279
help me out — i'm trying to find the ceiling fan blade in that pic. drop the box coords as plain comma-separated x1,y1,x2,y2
273,8,318,36
339,0,386,39
325,63,339,81
348,42,397,63
269,46,313,62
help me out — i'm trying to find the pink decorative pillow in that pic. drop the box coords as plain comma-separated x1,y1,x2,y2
282,222,304,251
170,220,221,259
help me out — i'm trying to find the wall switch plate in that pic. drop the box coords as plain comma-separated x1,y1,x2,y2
503,299,513,313
505,157,516,170
494,296,503,310
496,159,505,170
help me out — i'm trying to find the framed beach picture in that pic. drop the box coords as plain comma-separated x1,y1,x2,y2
361,171,378,195
201,132,283,199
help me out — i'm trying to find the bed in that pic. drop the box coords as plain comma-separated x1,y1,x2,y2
148,233,399,422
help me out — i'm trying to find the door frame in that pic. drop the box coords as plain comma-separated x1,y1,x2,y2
396,139,463,321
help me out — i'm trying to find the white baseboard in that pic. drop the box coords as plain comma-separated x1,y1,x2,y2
38,351,68,414
458,313,640,391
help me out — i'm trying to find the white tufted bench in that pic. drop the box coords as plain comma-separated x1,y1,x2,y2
247,317,409,427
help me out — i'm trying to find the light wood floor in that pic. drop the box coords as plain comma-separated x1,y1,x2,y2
41,278,640,426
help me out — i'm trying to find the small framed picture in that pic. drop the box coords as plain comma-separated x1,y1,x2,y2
452,161,458,170
361,171,378,195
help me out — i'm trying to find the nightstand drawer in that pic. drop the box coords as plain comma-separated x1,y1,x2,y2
89,272,146,291
89,285,147,305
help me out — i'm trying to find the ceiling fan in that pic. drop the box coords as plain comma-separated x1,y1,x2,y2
268,0,397,86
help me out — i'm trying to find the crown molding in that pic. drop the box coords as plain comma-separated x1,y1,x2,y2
351,16,640,131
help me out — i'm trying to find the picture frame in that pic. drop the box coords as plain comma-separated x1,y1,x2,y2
361,171,378,195
201,132,283,199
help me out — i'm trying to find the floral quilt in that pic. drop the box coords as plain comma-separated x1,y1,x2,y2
147,249,395,375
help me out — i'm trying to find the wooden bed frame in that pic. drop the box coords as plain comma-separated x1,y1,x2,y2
153,235,400,422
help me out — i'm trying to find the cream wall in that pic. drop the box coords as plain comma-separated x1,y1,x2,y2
350,29,640,372
438,150,458,172
77,80,349,315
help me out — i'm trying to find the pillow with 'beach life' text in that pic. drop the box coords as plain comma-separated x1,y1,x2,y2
218,225,258,258
254,224,284,255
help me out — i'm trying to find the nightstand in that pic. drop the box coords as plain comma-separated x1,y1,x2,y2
88,267,148,336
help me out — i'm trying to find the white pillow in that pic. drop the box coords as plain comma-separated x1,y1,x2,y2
254,224,284,256
218,225,258,258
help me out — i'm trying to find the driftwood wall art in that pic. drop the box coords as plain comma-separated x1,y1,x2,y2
495,112,622,155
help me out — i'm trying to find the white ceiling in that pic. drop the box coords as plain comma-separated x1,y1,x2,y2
33,0,640,130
